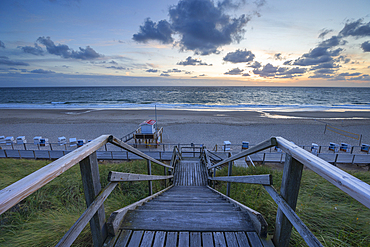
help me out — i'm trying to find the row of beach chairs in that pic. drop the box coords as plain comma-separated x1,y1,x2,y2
0,136,87,147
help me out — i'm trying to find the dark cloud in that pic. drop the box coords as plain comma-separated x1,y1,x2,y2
248,61,261,68
283,60,292,65
0,56,8,59
318,35,346,48
30,69,55,74
339,19,370,38
253,63,306,78
37,36,102,60
160,73,170,76
224,67,244,75
199,74,206,76
338,72,362,77
177,56,211,66
20,43,44,55
293,47,342,66
109,60,118,64
106,66,127,70
337,56,351,64
273,53,283,60
361,41,370,52
253,63,278,77
146,69,159,73
0,58,29,66
133,0,251,55
318,29,333,39
217,0,246,10
242,73,250,76
310,61,339,70
347,74,370,81
223,49,255,63
132,18,173,44
167,68,183,73
0,40,5,48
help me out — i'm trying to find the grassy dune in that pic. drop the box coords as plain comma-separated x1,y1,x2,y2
1,159,369,246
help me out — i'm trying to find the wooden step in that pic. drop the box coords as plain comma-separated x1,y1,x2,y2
121,210,255,232
137,204,239,212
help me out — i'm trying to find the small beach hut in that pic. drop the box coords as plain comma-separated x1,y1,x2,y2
329,142,339,152
140,119,157,134
16,136,27,144
58,136,66,145
242,141,249,150
361,143,369,153
69,138,77,147
5,136,15,145
223,141,231,151
311,143,319,155
39,138,48,146
77,139,86,147
33,136,42,145
340,143,351,153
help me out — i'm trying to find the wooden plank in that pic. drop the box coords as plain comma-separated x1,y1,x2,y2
56,182,118,247
209,137,278,169
140,231,155,247
0,134,109,215
264,185,323,247
79,152,107,247
202,232,214,247
108,171,173,182
113,230,132,247
224,232,238,247
152,231,166,247
246,232,263,247
213,232,226,247
277,136,370,209
108,136,172,169
190,232,201,247
128,231,144,247
178,232,189,247
273,154,303,247
106,185,173,235
121,210,254,231
226,160,232,197
235,232,250,247
165,232,177,247
147,160,153,196
209,174,272,185
207,186,268,238
102,231,120,247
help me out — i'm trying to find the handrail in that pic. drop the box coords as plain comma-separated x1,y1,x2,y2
0,134,110,215
170,146,181,168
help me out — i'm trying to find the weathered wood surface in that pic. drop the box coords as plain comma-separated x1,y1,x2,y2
174,160,208,186
106,185,174,236
208,174,272,185
108,135,172,169
208,137,278,169
108,171,173,182
264,185,323,247
56,182,118,247
207,186,268,238
276,136,370,209
273,154,303,247
105,230,268,247
0,134,110,215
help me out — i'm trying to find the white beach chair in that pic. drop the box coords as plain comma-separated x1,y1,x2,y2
5,136,15,145
58,136,67,145
69,138,77,147
16,136,27,144
33,136,42,145
0,136,5,144
223,141,231,151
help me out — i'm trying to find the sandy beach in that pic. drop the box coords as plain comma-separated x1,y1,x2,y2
1,108,370,149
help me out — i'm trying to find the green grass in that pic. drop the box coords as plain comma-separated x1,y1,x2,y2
215,165,370,247
0,158,168,247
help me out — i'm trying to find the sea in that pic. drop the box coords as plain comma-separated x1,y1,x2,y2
1,86,370,112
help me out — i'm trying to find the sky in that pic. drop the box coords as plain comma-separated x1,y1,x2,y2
1,0,370,87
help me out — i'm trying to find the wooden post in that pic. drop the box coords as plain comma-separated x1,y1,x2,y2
226,160,232,197
147,160,152,196
79,152,107,247
164,167,167,187
213,168,216,188
273,154,303,247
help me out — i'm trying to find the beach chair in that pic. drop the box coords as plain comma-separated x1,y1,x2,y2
0,136,5,144
340,143,351,153
5,136,15,145
58,136,67,145
242,141,249,150
33,136,42,145
39,138,48,147
329,142,339,152
223,141,231,151
361,144,370,153
77,139,86,147
311,143,319,155
69,138,77,147
16,136,27,144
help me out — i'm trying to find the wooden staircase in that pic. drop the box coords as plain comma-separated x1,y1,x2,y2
104,157,273,246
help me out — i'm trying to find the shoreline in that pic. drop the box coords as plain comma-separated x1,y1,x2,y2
1,108,369,148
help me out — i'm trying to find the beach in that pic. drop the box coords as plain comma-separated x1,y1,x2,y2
1,108,370,149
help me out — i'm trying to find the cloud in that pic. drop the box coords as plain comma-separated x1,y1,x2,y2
318,29,333,39
166,68,183,73
36,36,102,60
0,58,29,66
224,67,244,75
338,72,362,77
248,61,261,68
217,0,246,10
223,49,255,63
133,18,173,44
160,73,170,76
177,56,211,66
361,41,370,52
30,69,55,74
20,43,44,55
133,0,251,55
273,53,283,60
0,40,4,48
283,60,292,65
242,73,250,76
310,61,339,70
109,60,118,64
0,56,8,59
252,63,278,77
339,19,370,38
106,66,127,70
146,69,159,73
253,63,306,78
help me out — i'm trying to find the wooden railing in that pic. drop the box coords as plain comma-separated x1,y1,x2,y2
202,137,370,247
0,135,173,247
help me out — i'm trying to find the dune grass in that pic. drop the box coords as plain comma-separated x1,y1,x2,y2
0,158,168,247
215,165,370,246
